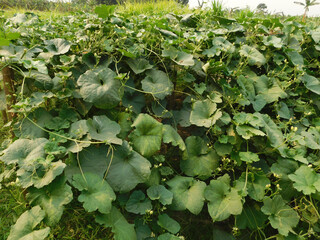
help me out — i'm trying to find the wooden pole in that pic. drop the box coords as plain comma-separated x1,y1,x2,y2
2,66,15,121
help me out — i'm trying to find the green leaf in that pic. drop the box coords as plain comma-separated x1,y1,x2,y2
233,112,264,127
7,206,50,240
17,158,66,189
204,174,243,222
286,51,304,68
96,206,137,240
203,37,235,57
288,165,320,195
87,115,122,145
44,38,71,55
94,5,116,18
263,35,283,48
65,145,110,180
239,45,266,66
261,195,299,236
27,176,73,226
45,117,70,131
181,136,219,179
253,75,287,104
310,27,320,44
300,74,320,95
129,114,163,157
166,176,206,215
158,233,181,240
236,125,265,139
162,47,194,66
141,69,173,100
301,127,320,150
157,214,181,234
212,228,235,240
77,67,122,109
147,185,173,205
256,113,287,157
14,108,52,139
125,190,152,215
72,173,116,214
162,125,186,151
236,204,267,230
239,152,260,163
44,141,67,156
277,102,291,120
190,99,222,128
235,171,270,201
69,120,89,139
1,138,48,165
214,142,233,156
0,38,10,46
126,58,153,74
105,141,151,193
271,158,299,180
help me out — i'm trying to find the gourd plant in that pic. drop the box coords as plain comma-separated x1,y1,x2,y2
1,5,320,240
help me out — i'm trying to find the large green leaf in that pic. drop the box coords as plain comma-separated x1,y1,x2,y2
77,67,122,109
129,114,163,157
166,176,206,215
72,173,116,214
162,125,186,151
310,27,320,44
181,136,219,179
238,152,260,163
125,190,152,215
190,99,222,128
286,51,304,68
14,108,52,139
105,141,151,193
203,37,235,57
235,171,270,201
96,206,137,240
236,204,267,230
301,127,320,150
162,47,194,66
261,195,299,236
157,214,180,234
7,206,50,240
1,138,48,165
288,165,320,195
300,74,320,95
67,120,90,153
126,58,153,74
141,69,173,100
236,125,265,139
64,145,109,180
237,75,287,111
239,45,266,66
263,35,283,48
27,176,73,226
44,38,71,55
17,157,66,189
204,174,243,222
147,185,173,205
87,115,122,145
256,113,287,156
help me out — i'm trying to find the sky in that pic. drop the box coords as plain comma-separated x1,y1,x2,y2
189,0,320,16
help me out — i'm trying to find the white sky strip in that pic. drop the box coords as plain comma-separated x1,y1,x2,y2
189,0,320,16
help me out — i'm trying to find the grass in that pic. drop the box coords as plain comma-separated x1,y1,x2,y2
118,0,190,16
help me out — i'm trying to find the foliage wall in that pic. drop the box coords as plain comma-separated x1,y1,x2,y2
1,5,320,240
